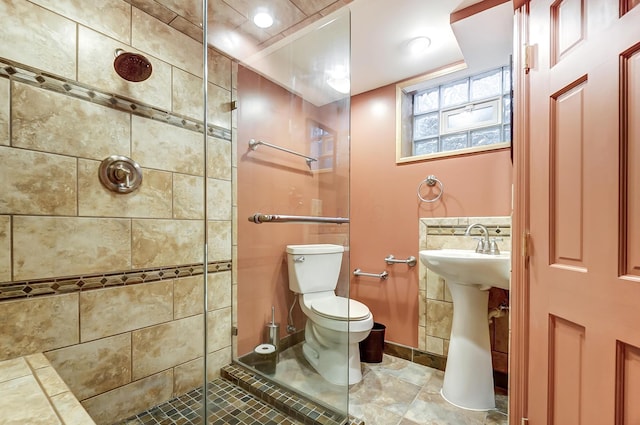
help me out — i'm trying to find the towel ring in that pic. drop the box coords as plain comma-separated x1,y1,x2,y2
417,175,444,203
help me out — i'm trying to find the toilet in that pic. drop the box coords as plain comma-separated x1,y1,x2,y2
286,244,373,385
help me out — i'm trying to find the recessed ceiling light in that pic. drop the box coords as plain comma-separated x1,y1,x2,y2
408,36,431,55
253,12,274,29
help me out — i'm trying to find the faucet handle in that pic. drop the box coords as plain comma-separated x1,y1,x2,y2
472,237,486,253
489,238,502,255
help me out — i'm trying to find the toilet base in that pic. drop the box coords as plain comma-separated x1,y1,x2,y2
302,321,364,386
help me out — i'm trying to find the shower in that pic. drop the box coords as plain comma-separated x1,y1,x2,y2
113,48,152,82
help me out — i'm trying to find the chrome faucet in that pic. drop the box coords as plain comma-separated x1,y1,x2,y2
465,223,500,255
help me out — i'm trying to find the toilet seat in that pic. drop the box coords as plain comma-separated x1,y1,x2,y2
311,297,370,321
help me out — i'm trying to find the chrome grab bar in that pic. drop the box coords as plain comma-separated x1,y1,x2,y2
248,139,317,167
384,255,417,267
248,213,349,225
353,269,388,280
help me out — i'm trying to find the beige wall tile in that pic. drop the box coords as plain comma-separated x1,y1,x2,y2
132,7,202,77
425,336,444,356
208,82,232,130
425,270,444,300
132,314,204,380
50,391,96,424
82,369,173,425
207,271,231,311
208,48,232,90
207,178,232,220
0,215,10,282
77,26,172,111
418,290,426,327
0,78,8,146
0,0,76,79
155,0,202,25
169,15,202,41
417,326,426,351
174,275,205,319
13,216,131,281
171,69,231,128
207,136,232,180
131,219,204,268
207,307,231,353
173,357,203,395
132,116,204,176
0,147,77,216
0,294,79,361
29,0,131,43
78,159,172,218
12,82,131,160
80,281,173,342
207,220,232,262
207,346,231,380
0,375,62,425
46,334,132,400
173,174,204,219
172,67,204,121
128,0,177,23
425,300,453,340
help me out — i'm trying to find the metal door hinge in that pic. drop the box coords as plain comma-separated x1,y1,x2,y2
522,418,529,424
232,326,238,336
524,44,534,74
231,100,238,110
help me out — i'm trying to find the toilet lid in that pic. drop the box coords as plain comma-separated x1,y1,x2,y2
311,297,370,321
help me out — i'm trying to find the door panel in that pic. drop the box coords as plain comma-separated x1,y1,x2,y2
527,1,640,423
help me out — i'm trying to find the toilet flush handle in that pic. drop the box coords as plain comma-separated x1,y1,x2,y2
294,256,305,263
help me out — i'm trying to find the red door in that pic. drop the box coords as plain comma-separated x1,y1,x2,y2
527,0,640,423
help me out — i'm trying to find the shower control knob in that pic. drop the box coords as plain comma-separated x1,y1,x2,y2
98,155,143,194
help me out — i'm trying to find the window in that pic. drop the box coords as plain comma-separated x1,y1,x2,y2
308,121,335,171
396,65,512,162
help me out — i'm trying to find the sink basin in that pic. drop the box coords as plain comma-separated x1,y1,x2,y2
419,249,510,290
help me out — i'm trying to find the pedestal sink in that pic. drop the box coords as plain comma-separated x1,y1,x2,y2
419,249,510,411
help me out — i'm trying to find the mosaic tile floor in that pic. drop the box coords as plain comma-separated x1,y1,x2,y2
115,378,303,425
271,344,508,425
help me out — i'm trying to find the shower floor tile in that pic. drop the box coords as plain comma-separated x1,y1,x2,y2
115,378,303,425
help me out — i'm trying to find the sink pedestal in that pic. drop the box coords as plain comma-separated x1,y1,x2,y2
441,281,495,411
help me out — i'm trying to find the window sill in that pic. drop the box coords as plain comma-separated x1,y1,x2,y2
395,142,511,164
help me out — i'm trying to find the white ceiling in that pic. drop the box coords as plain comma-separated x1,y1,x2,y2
243,0,514,104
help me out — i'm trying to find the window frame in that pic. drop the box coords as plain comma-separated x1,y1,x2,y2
395,62,511,164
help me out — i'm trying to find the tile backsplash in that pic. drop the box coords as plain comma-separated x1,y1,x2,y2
418,217,511,375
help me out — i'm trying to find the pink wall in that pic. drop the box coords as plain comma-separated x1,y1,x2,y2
236,66,349,356
350,84,513,347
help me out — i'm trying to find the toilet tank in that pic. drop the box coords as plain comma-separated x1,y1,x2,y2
286,244,345,293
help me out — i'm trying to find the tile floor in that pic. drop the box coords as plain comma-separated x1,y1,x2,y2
118,343,508,425
271,344,508,425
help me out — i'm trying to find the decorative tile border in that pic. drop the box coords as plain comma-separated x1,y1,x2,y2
0,261,232,302
0,57,231,141
425,224,511,237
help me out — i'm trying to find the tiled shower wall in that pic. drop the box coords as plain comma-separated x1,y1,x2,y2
0,0,233,423
418,217,511,376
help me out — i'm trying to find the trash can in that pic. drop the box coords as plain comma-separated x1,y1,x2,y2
359,322,386,363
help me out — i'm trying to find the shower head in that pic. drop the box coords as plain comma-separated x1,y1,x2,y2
113,49,152,82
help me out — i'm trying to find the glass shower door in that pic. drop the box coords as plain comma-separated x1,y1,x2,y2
234,9,351,417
